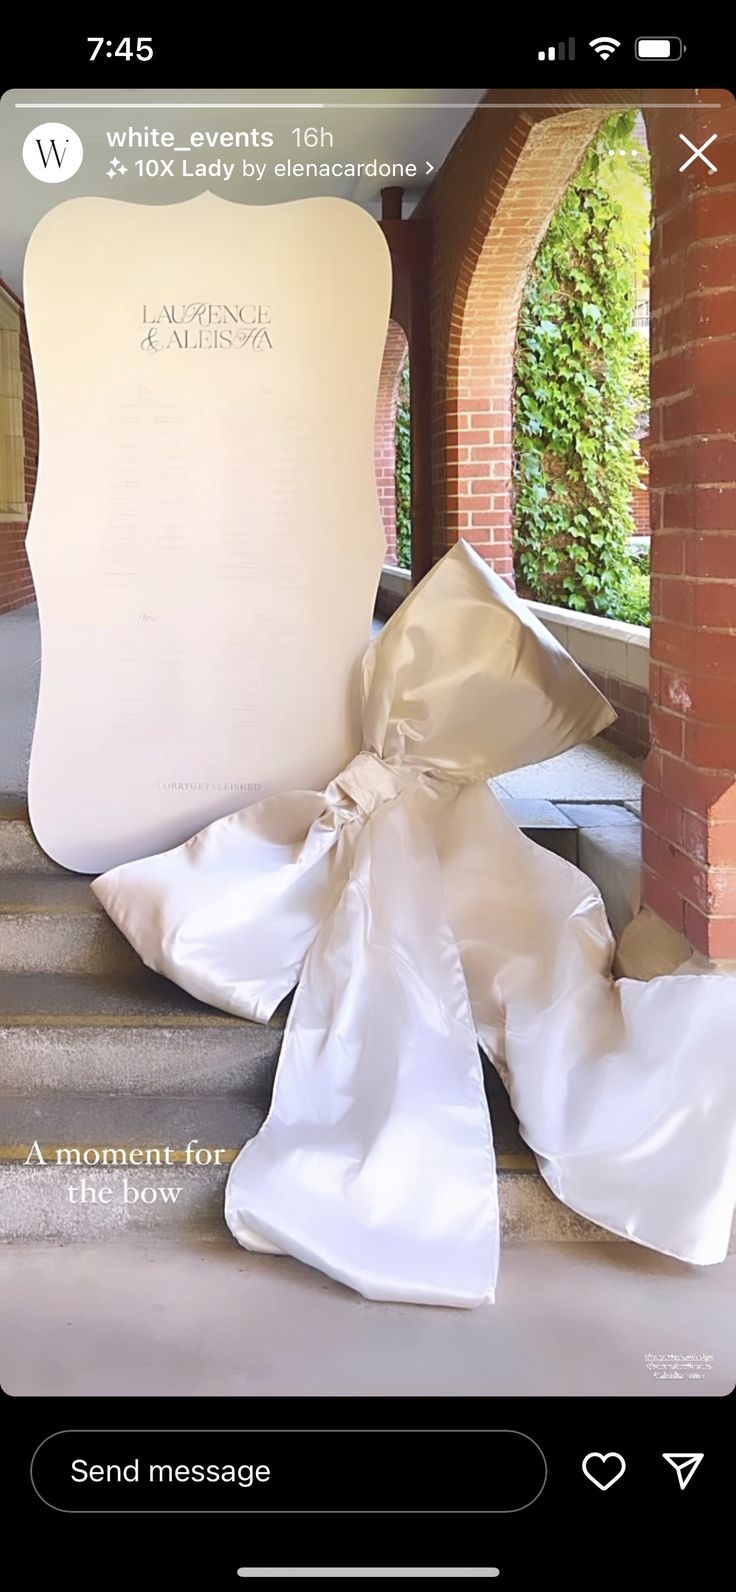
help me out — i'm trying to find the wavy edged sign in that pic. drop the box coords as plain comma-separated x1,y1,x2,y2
25,194,391,873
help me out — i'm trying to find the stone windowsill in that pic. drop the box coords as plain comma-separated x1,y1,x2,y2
380,564,411,592
526,600,649,691
374,574,649,692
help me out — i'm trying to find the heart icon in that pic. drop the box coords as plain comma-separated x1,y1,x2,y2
582,1452,626,1491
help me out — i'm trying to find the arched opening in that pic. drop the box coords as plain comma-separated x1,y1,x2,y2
429,89,735,957
512,112,651,629
441,107,607,579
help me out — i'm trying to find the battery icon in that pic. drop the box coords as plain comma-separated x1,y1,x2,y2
635,36,684,60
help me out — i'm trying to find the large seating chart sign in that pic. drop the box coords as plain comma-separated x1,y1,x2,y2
25,194,391,873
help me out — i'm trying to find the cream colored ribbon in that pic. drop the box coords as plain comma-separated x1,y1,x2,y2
93,542,736,1306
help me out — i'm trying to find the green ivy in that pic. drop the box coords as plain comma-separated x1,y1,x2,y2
395,357,411,570
604,559,651,625
513,113,651,625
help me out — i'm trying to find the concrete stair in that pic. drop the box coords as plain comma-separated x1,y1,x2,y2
0,972,285,1095
1,1159,610,1245
0,1079,609,1245
0,796,67,874
0,873,145,975
0,798,643,1252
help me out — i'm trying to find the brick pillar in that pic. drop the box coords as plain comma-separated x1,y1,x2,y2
643,98,736,959
374,320,408,566
0,286,37,614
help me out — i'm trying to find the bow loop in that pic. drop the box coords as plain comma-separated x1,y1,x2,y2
361,541,614,779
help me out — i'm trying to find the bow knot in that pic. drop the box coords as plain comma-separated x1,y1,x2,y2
328,750,451,822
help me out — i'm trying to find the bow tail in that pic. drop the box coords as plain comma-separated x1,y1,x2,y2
437,781,736,1267
225,785,499,1307
92,790,345,1022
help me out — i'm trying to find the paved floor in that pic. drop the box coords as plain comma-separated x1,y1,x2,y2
0,602,40,798
1,1238,732,1397
493,739,642,806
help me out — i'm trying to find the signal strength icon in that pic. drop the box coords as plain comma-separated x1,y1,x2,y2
590,36,621,60
538,37,576,60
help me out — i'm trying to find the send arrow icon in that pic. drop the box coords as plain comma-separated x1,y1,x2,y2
662,1453,704,1490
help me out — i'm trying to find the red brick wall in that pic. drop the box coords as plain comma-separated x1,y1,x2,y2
588,669,651,760
643,94,736,958
0,285,37,615
374,321,407,566
632,434,651,534
631,490,650,533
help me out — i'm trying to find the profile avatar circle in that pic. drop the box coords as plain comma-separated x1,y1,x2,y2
22,123,84,184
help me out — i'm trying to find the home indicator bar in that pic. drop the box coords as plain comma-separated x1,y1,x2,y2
236,1574,502,1581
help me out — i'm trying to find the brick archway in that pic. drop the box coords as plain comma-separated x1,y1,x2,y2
434,104,608,577
374,319,408,567
419,87,736,959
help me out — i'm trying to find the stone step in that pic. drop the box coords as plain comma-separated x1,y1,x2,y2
6,1076,717,1252
0,1074,598,1246
575,821,642,943
0,797,65,874
2,1134,733,1251
0,799,586,874
0,1092,268,1165
0,1155,611,1246
0,1063,614,1248
0,972,285,1097
0,973,524,1144
0,1070,528,1158
0,793,654,1256
496,797,578,863
0,873,141,974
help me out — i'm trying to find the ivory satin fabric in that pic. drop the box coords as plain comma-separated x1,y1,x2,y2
93,541,736,1307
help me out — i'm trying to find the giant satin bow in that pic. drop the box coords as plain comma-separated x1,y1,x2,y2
94,542,736,1306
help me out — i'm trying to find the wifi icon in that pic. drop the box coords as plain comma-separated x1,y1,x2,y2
590,35,621,59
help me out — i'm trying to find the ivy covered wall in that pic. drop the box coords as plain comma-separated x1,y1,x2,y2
395,357,411,571
513,112,651,625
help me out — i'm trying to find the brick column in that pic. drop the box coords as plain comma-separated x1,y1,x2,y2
643,98,736,959
0,285,37,614
373,320,408,567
